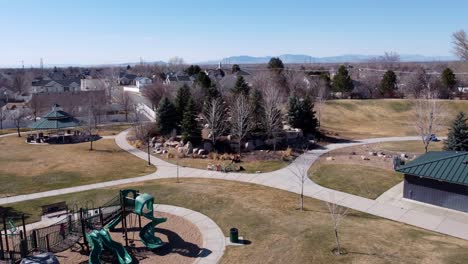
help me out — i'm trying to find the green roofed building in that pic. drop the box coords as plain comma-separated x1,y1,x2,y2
395,151,468,212
27,104,83,144
29,104,80,130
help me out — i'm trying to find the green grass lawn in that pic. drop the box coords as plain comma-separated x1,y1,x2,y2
2,179,468,264
159,156,289,173
0,136,155,197
309,164,403,199
319,99,468,139
377,140,444,154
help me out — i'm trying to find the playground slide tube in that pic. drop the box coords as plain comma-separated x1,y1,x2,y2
99,229,132,264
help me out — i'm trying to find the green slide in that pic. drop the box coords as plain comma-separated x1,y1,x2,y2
99,229,132,264
107,214,122,231
86,229,132,264
139,216,167,249
85,230,103,264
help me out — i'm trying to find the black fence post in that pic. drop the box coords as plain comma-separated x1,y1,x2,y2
21,215,26,235
0,226,4,260
3,215,9,254
32,230,38,250
99,207,104,226
9,251,13,263
45,234,50,252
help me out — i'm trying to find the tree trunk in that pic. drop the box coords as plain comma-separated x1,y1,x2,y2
16,125,21,137
239,138,242,158
147,139,151,166
90,139,93,151
125,112,128,122
300,184,304,211
0,120,2,130
334,228,341,255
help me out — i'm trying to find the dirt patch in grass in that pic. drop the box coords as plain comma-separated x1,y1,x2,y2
0,136,155,197
3,179,468,264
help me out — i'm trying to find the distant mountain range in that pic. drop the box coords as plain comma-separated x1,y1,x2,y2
199,54,457,65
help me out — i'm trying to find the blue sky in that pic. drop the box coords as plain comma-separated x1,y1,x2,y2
0,0,466,67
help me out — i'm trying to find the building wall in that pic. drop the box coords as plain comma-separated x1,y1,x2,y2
404,174,468,212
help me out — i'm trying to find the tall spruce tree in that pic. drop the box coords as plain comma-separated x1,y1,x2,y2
288,96,318,134
441,67,457,90
181,98,201,144
157,97,178,135
231,76,250,96
332,65,354,93
250,88,265,132
175,84,191,124
444,112,468,151
379,70,398,97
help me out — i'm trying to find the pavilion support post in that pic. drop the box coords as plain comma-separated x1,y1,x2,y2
3,215,9,254
0,224,4,260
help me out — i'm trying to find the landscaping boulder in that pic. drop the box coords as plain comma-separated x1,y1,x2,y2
400,153,408,159
193,148,199,154
21,253,59,264
326,156,334,161
198,149,207,155
377,152,386,158
185,141,193,154
368,151,377,156
361,156,370,160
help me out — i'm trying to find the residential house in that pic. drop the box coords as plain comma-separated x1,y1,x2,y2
163,72,193,86
135,77,152,89
119,73,137,85
81,78,109,91
31,78,80,93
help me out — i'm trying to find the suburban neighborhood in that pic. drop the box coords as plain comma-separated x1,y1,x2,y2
0,1,468,264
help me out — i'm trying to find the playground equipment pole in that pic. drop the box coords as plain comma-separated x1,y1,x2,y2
79,208,89,253
0,224,4,260
21,215,26,241
2,215,9,254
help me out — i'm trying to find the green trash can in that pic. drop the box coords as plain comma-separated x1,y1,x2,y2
230,228,239,243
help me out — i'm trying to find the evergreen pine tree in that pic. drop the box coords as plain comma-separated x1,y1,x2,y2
268,57,284,72
181,98,201,144
231,76,250,96
174,84,191,124
250,88,265,132
332,65,354,93
157,97,178,135
441,67,457,90
379,70,398,97
288,96,318,134
444,112,468,151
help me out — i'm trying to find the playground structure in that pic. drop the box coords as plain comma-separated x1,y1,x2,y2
0,189,167,264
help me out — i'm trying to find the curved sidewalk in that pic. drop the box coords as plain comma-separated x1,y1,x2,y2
2,131,468,241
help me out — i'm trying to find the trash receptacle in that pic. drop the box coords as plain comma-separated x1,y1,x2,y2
230,228,239,243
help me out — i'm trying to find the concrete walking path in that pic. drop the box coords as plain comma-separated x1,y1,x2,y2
2,130,468,241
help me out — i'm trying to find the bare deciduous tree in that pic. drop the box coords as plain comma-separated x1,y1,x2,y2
8,107,30,137
202,97,228,147
28,96,42,122
12,73,28,95
134,121,154,165
326,197,348,256
288,153,310,211
453,30,468,61
118,91,133,122
262,85,283,151
230,95,254,157
414,89,444,153
0,107,6,130
142,82,170,110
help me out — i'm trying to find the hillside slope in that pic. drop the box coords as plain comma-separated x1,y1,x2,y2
318,99,468,139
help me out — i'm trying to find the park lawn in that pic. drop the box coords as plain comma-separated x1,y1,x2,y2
377,140,444,154
97,124,132,136
158,156,289,173
319,99,468,139
2,179,468,264
309,164,403,199
0,136,155,197
0,128,29,135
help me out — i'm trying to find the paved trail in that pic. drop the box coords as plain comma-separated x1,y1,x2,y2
2,130,468,241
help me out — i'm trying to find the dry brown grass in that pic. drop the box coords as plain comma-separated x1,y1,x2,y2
4,179,468,264
319,99,468,139
0,136,155,196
